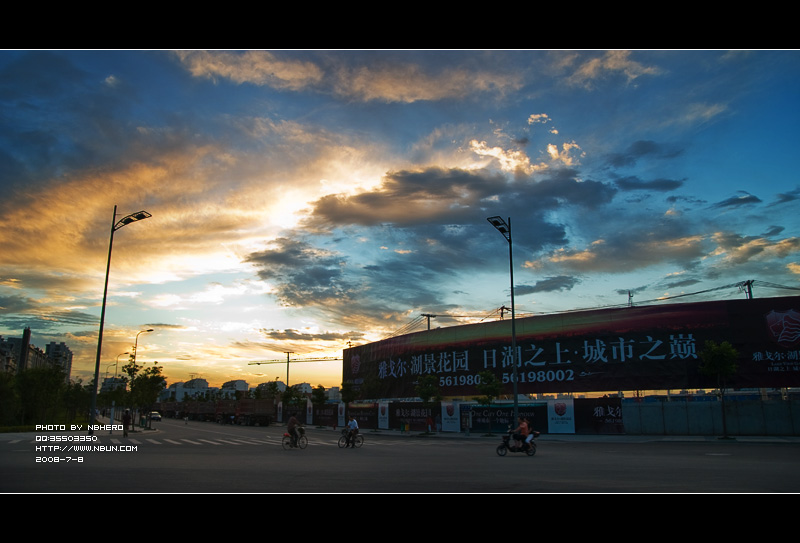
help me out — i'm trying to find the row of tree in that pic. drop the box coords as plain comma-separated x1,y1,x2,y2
102,359,166,418
3,341,737,432
0,358,168,428
0,367,88,427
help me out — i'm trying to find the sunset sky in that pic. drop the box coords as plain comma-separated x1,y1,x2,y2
1,50,798,390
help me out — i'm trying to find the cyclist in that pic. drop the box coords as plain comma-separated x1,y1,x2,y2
345,415,359,448
287,412,300,447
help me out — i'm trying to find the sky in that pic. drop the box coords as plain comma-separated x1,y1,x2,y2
1,50,798,391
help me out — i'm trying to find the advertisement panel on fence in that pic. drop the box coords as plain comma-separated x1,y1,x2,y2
547,399,575,434
343,296,800,398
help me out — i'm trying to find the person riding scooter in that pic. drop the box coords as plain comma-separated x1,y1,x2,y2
510,417,530,450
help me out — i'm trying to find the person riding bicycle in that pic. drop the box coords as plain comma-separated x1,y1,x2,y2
287,412,301,447
345,415,359,448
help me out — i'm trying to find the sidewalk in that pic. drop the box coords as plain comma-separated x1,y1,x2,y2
4,420,797,444
311,426,800,444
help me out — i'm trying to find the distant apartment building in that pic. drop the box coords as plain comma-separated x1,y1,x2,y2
326,386,341,402
220,379,249,398
46,342,73,377
0,338,16,373
0,328,73,381
159,378,213,402
101,377,126,393
293,382,312,394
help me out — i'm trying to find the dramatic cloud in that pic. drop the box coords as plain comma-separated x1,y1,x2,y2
2,50,798,388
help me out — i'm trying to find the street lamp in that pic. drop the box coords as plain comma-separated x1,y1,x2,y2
487,216,519,422
114,352,129,380
133,329,154,371
89,206,151,430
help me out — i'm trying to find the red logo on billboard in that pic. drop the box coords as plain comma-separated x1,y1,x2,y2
350,354,361,375
446,404,454,416
766,309,800,348
555,402,567,416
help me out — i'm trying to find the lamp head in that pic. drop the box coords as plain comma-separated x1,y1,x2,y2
487,216,511,240
114,210,152,231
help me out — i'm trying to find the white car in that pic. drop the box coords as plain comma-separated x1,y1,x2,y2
149,412,162,421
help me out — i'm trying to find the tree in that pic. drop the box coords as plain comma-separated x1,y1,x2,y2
475,371,502,407
16,366,67,424
340,381,358,418
63,378,89,423
475,371,503,435
281,385,306,418
264,381,280,400
129,364,166,426
415,375,442,405
699,340,739,439
311,385,327,427
415,375,442,434
0,372,19,426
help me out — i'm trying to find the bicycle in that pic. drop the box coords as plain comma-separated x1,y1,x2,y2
338,430,363,448
282,426,308,450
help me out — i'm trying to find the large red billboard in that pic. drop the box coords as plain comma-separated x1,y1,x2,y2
343,296,800,398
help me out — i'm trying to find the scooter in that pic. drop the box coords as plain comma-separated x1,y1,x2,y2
496,429,539,457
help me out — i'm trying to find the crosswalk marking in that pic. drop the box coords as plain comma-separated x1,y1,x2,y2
111,438,143,445
4,434,465,449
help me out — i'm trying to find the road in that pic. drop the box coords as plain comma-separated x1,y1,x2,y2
2,417,799,493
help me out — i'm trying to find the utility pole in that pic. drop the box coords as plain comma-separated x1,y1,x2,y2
284,352,294,385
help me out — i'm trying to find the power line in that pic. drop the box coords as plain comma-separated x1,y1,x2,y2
753,280,800,292
247,353,343,387
380,279,799,339
382,307,535,339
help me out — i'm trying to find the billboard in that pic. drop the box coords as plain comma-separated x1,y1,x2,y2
343,296,800,399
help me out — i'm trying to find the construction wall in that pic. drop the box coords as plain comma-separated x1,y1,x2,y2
621,398,800,436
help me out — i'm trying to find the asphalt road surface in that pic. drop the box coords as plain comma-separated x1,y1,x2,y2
2,418,799,493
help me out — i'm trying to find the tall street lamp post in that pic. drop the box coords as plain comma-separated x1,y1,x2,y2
133,328,154,371
114,351,129,380
89,206,151,431
487,216,519,422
